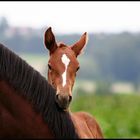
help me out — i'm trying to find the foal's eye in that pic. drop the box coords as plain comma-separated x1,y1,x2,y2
76,66,80,72
48,64,52,70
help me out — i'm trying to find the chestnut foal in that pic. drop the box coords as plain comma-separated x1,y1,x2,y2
44,27,103,138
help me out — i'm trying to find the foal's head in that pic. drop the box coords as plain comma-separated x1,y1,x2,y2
44,27,88,110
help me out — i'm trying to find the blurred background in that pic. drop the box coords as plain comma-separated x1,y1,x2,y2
0,1,140,138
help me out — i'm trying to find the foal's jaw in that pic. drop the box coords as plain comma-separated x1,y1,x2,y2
44,27,88,111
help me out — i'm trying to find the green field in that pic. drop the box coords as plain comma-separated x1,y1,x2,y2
70,94,140,138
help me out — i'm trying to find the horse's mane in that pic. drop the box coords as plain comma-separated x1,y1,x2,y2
0,43,79,139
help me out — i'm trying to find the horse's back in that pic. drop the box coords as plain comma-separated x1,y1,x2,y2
71,111,103,138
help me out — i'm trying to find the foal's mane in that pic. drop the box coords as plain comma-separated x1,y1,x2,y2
0,44,78,139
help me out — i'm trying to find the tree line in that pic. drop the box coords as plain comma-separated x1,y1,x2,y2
0,17,140,85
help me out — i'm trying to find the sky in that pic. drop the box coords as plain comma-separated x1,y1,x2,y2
0,1,140,34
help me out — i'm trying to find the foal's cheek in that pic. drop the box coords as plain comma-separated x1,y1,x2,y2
69,74,76,90
48,71,56,87
51,72,62,88
48,72,52,83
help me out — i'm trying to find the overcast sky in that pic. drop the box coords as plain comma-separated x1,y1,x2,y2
0,2,140,34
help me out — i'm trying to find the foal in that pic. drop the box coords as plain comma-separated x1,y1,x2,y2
44,27,103,138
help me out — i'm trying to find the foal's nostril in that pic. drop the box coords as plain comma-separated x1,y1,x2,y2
69,95,72,102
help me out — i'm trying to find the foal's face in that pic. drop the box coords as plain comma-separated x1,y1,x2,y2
44,27,87,110
48,45,79,94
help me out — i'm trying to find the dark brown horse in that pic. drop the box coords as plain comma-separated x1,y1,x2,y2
0,43,79,138
44,27,103,138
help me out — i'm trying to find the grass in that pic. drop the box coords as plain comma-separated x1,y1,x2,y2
70,94,140,138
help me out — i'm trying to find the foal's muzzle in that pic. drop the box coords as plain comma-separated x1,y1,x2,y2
55,94,72,110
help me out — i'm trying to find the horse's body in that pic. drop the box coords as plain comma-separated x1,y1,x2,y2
0,43,79,138
44,27,103,138
0,80,52,138
71,112,103,138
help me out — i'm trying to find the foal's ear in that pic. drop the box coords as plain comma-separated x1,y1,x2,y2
71,32,88,57
44,27,58,54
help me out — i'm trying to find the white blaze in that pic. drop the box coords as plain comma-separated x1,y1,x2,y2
61,54,70,87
